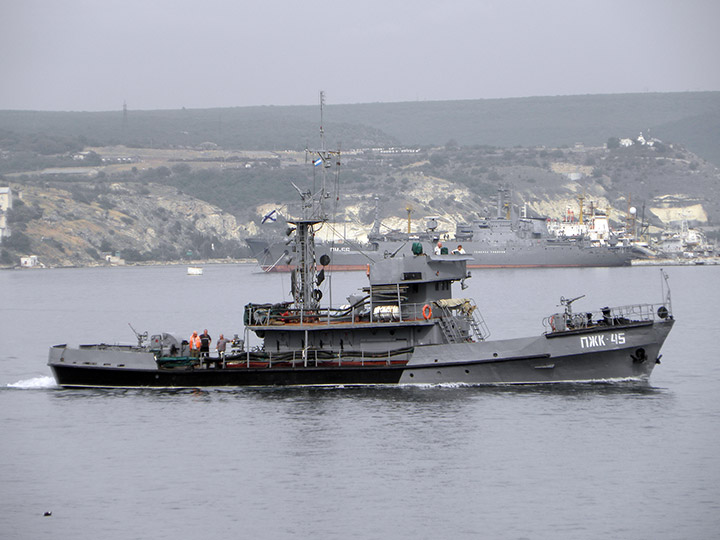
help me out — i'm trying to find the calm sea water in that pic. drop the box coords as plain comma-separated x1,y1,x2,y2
2,263,719,540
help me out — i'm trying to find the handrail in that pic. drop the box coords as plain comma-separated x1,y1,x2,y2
224,346,415,368
246,301,441,327
543,302,673,333
243,299,491,344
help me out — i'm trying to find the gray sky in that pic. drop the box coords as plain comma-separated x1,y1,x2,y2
1,0,719,111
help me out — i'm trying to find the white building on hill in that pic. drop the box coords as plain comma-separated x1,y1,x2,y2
0,187,12,243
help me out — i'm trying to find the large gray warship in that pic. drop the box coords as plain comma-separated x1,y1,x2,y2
48,116,675,388
247,189,636,272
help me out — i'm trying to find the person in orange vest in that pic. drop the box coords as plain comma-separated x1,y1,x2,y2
189,331,201,357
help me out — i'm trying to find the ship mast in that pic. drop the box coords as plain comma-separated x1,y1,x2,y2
496,186,512,220
371,196,381,236
577,194,585,225
289,185,323,311
289,91,341,313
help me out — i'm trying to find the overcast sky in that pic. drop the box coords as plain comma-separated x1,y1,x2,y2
1,0,719,111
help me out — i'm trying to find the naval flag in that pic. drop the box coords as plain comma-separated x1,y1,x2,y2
261,209,277,224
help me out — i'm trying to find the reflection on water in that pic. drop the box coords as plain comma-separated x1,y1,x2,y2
41,378,670,404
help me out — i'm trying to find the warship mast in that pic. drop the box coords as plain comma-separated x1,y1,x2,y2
289,91,341,314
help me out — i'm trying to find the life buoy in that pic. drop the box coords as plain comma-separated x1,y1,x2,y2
549,316,556,332
422,304,432,320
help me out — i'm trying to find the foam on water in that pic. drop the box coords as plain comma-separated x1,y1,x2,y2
7,376,57,389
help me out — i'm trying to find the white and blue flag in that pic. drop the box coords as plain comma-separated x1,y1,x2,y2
261,209,277,224
313,157,323,167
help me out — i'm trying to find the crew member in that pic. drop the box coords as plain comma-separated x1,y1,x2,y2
216,334,229,362
189,331,200,358
199,329,212,358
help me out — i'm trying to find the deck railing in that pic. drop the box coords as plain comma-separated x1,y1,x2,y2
246,301,435,327
542,302,673,333
245,299,488,333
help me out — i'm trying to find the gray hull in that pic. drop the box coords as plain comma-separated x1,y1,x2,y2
48,319,672,388
246,237,634,272
400,321,671,384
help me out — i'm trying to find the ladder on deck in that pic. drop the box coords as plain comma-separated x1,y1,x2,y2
470,307,490,341
437,305,489,343
437,311,464,343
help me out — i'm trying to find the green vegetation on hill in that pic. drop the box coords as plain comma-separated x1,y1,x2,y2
340,93,719,141
0,108,398,155
2,92,719,164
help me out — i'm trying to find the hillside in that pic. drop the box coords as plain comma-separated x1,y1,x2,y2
2,92,719,165
2,91,719,267
1,182,252,267
2,135,718,268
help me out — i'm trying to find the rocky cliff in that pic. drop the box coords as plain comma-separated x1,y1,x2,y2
1,182,252,267
2,138,718,268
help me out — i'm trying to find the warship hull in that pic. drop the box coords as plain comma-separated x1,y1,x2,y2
246,238,634,272
48,319,672,388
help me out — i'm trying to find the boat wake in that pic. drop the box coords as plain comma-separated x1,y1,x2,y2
7,376,57,389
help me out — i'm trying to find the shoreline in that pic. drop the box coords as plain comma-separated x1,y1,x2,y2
631,256,720,266
0,258,258,271
6,256,720,271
